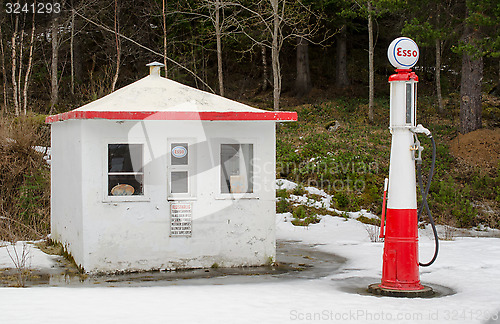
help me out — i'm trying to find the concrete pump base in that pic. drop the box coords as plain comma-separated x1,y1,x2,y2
368,283,434,298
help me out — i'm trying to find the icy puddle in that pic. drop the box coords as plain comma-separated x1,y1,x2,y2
0,240,347,287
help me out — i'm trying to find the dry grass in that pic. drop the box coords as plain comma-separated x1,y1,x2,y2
0,115,50,242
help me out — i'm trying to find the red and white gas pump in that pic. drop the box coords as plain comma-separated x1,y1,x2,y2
369,37,438,297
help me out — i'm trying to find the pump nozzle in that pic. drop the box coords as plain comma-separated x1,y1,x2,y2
411,124,431,137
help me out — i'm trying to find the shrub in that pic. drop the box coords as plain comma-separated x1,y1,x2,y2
277,198,292,213
292,184,306,196
334,192,349,209
291,205,320,226
0,116,50,242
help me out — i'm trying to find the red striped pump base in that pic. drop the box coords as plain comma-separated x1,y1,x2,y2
380,208,423,291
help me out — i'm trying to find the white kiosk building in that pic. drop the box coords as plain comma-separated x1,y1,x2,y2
46,63,297,273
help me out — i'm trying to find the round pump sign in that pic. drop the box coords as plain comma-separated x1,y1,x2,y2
387,37,419,69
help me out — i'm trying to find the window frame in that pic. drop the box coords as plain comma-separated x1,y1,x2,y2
216,138,258,200
167,138,196,201
103,140,150,202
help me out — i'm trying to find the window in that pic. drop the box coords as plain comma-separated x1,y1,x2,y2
221,144,253,194
169,142,190,195
108,144,144,196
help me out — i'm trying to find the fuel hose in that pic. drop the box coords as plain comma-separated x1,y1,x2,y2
416,134,439,267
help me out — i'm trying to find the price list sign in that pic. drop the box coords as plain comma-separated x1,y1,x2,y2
170,202,192,237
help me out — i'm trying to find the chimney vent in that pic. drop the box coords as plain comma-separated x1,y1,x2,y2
146,62,165,77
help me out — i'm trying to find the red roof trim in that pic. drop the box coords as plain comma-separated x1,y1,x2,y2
388,69,419,82
45,111,298,123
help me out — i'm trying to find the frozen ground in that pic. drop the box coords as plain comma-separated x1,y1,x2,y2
1,181,500,323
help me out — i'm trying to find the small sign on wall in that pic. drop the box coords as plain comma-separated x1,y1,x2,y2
170,202,192,237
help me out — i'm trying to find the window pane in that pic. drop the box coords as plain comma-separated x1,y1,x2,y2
241,144,253,193
406,83,412,124
171,143,188,166
171,171,188,193
221,144,253,193
108,144,143,172
109,175,143,196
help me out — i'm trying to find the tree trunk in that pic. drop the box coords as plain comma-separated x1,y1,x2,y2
50,16,58,113
459,52,483,134
70,8,75,95
215,0,224,97
434,3,443,114
261,45,268,91
435,38,444,114
367,1,374,123
459,15,483,135
271,0,281,111
162,0,168,76
190,24,199,89
11,16,20,116
335,25,349,88
17,30,24,112
0,24,7,114
111,0,121,92
73,10,82,85
295,36,311,97
23,10,36,115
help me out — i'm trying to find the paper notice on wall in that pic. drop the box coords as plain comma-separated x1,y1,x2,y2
170,202,192,237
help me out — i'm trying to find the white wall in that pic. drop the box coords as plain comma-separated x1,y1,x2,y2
53,119,277,272
50,120,85,266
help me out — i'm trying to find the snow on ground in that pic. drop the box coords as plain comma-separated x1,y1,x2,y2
0,241,56,270
278,178,378,220
1,181,500,323
276,178,298,191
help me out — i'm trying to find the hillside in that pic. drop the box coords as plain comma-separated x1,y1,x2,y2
273,97,500,230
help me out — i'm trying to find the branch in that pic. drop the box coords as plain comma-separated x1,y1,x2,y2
73,10,215,93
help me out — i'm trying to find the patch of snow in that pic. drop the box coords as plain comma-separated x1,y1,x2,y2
304,186,329,197
276,212,294,223
0,241,57,270
275,179,297,191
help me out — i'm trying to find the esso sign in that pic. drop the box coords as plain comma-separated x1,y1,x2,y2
172,146,187,158
387,37,419,69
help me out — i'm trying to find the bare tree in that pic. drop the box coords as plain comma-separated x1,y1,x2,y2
435,38,444,114
11,16,20,116
434,3,444,114
50,15,59,113
111,0,121,92
0,23,7,113
163,0,234,94
214,0,224,96
74,10,215,93
190,0,231,95
260,44,268,91
70,7,75,95
22,7,36,115
367,0,374,123
18,28,24,114
231,0,324,110
162,0,168,76
270,0,281,110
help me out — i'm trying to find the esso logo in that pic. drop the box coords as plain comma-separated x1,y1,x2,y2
387,37,419,69
172,146,187,158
